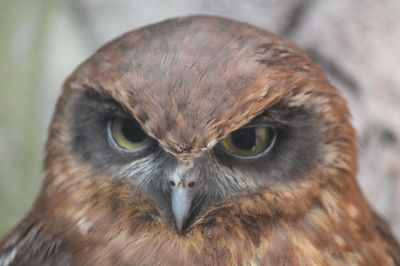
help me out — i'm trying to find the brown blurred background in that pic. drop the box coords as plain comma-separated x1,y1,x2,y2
1,0,399,239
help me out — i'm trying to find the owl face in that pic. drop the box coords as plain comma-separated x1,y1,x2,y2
48,16,354,233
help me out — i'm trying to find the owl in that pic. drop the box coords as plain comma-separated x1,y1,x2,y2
0,15,399,266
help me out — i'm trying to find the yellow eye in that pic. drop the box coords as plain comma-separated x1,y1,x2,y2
220,126,276,158
108,117,152,151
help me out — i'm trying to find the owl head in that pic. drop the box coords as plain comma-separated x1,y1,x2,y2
44,15,356,233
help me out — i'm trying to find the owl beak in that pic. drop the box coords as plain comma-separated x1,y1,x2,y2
171,186,194,232
168,160,196,232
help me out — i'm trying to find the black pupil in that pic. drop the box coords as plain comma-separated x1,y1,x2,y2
122,118,147,142
230,128,256,150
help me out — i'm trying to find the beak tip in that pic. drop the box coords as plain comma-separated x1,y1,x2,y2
175,220,184,233
171,188,193,233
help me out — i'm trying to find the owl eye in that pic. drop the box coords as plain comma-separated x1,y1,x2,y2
220,126,276,158
107,117,152,152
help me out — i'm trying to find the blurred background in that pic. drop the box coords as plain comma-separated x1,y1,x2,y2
0,0,399,239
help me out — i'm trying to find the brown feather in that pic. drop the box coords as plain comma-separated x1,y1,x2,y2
1,15,399,265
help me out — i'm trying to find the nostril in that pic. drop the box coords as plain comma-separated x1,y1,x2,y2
169,181,176,187
188,181,195,188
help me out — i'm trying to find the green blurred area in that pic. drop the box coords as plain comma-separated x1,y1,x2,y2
0,0,88,236
0,0,50,236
